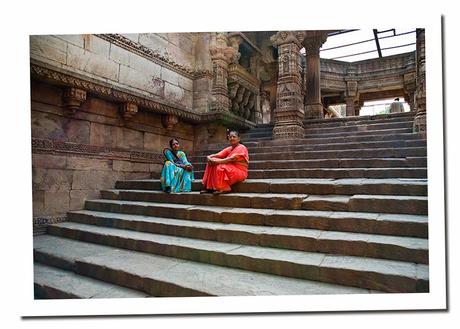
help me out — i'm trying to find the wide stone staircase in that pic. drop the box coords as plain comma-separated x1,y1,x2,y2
33,111,429,298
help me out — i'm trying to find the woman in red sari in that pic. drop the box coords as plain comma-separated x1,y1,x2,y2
201,130,249,195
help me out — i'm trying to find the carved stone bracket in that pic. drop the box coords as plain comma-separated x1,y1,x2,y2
121,102,138,119
227,63,260,120
161,114,179,131
63,87,86,114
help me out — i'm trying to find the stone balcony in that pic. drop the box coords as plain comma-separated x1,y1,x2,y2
227,63,260,121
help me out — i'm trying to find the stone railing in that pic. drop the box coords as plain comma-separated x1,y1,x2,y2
227,63,260,120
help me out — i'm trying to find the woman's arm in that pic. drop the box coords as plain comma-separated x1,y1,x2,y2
208,155,238,164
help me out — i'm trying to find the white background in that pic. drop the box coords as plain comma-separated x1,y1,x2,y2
0,0,458,327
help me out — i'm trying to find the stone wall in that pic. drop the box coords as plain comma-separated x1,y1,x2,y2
30,34,196,111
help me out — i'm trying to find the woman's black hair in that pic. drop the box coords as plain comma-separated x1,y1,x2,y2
169,138,179,149
226,129,240,138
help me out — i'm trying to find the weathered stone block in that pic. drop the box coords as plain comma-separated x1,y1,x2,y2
113,160,150,172
33,168,73,192
62,117,91,144
161,67,180,86
109,43,132,66
30,35,67,65
116,128,143,150
31,111,65,140
33,190,45,216
44,191,70,215
67,43,119,81
164,83,185,104
70,189,100,210
32,154,67,169
80,97,119,118
118,64,163,96
178,75,193,91
86,35,110,57
66,157,112,171
89,122,119,147
144,132,162,151
55,34,85,48
72,170,120,190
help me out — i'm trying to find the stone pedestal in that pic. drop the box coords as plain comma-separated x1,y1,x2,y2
270,31,305,139
303,32,328,119
413,29,426,137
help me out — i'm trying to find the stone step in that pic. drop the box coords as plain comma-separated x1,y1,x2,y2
115,178,428,196
34,235,373,296
99,189,428,215
246,147,427,161
193,139,427,156
194,167,427,180
304,127,414,139
192,157,427,171
34,263,149,299
44,222,429,292
199,132,423,151
242,121,414,139
303,111,415,126
245,113,415,133
241,127,415,140
68,210,429,264
84,199,428,238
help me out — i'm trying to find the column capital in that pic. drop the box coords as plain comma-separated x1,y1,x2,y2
301,31,329,56
210,33,239,64
270,31,303,48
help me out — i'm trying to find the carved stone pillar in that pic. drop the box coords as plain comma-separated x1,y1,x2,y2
413,29,426,137
344,97,356,117
63,87,86,114
270,31,305,139
209,33,239,112
404,72,416,111
302,32,328,119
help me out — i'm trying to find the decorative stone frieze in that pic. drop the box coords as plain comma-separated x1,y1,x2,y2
413,29,426,137
161,114,179,131
121,102,138,119
63,87,86,114
270,31,305,139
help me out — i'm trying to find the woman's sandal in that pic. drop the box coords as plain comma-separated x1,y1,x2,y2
200,189,211,194
212,190,230,195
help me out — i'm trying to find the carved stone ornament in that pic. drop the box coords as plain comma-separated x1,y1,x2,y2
270,31,302,48
161,114,179,131
121,102,138,119
63,87,86,114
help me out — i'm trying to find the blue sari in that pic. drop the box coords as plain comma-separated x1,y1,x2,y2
160,149,194,193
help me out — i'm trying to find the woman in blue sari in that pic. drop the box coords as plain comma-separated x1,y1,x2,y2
160,138,194,193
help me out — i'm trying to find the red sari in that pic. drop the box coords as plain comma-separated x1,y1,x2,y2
202,143,249,191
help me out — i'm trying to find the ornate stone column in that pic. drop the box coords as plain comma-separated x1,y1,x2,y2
209,33,239,112
302,31,328,119
270,31,305,139
413,29,426,137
